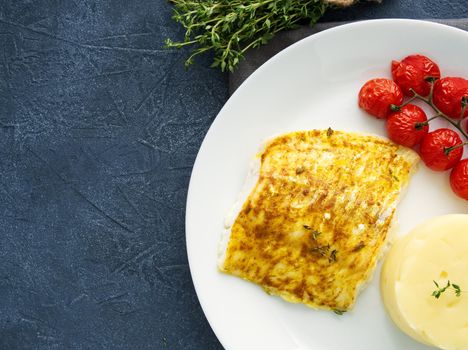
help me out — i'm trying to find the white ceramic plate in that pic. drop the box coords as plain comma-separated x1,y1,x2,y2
186,19,468,350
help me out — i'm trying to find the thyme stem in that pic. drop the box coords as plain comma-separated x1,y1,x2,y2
166,0,328,71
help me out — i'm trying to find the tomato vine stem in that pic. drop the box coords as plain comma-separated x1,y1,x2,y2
445,142,468,155
391,82,468,140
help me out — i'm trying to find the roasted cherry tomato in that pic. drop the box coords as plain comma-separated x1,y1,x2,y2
450,159,468,200
386,104,428,147
358,78,404,119
391,54,441,96
420,128,463,171
433,77,468,119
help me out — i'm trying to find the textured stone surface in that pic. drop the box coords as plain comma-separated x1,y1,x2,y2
0,1,465,349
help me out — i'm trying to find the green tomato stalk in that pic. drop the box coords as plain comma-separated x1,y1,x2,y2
390,78,468,140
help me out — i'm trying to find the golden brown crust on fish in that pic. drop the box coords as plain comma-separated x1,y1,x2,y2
220,130,418,311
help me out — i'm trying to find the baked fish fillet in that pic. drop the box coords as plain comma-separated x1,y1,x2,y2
219,130,419,311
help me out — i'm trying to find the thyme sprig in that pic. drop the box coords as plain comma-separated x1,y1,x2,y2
310,244,330,257
431,280,463,299
166,0,328,71
333,309,346,315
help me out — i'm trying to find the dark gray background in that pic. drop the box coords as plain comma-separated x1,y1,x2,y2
0,1,466,349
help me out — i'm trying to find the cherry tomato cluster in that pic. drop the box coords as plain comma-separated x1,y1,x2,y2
358,54,468,200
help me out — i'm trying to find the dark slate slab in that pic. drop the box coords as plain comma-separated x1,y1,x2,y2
0,1,466,349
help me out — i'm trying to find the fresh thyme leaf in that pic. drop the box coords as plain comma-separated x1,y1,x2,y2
166,0,328,71
329,249,337,263
296,166,305,174
431,280,463,299
333,309,346,315
311,244,330,257
432,280,451,299
311,230,321,240
303,225,321,240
